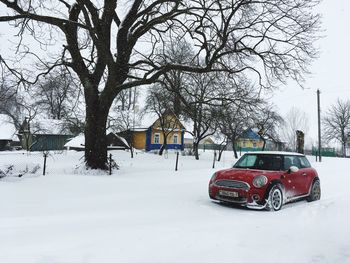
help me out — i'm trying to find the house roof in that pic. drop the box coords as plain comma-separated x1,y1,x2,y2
29,118,73,136
0,114,17,141
64,134,85,148
240,128,261,140
64,133,129,149
131,112,185,131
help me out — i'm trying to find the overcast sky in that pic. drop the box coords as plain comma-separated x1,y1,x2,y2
1,0,348,146
273,0,350,145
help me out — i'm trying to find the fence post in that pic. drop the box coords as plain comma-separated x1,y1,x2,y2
175,152,179,171
109,153,112,175
43,152,48,176
212,151,217,169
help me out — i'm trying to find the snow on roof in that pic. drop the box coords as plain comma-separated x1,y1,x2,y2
115,134,129,148
30,118,73,135
184,131,193,139
0,114,17,141
64,133,129,149
64,134,85,148
132,112,185,130
139,112,158,128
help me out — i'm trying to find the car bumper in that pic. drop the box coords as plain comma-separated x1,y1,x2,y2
212,194,268,210
209,184,268,209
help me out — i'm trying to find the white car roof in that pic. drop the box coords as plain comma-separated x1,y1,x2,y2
244,151,305,156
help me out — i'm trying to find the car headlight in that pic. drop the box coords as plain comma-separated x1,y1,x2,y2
210,172,217,183
253,175,268,188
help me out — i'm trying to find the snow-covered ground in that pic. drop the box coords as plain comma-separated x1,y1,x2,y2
0,150,349,263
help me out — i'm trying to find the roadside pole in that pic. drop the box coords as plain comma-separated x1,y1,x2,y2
317,89,322,162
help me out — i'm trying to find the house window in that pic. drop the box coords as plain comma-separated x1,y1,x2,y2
253,142,257,148
173,134,178,144
154,133,160,144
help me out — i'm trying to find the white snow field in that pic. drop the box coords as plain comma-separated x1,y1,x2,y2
0,150,349,263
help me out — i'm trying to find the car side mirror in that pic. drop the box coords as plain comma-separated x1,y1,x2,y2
288,166,299,173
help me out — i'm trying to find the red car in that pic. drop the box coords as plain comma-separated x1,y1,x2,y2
209,152,321,211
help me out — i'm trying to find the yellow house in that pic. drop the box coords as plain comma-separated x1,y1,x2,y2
130,113,185,151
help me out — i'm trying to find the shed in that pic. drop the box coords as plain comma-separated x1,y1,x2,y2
19,117,73,151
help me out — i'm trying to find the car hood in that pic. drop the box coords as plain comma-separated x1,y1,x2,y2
215,168,280,183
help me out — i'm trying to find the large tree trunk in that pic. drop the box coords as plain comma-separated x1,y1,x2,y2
84,100,109,170
193,141,200,160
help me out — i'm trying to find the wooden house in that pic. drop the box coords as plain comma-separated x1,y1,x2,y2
122,113,185,151
236,128,264,151
18,117,73,151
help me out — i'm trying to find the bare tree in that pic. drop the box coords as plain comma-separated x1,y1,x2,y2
0,83,22,129
33,67,80,120
0,0,321,169
254,104,284,151
323,99,350,157
145,85,180,156
161,38,195,116
215,82,260,159
108,88,140,158
176,72,219,160
280,107,309,151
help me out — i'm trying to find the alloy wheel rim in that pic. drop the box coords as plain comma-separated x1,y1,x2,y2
313,182,321,199
272,189,282,209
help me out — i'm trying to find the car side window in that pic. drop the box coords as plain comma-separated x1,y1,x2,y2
255,155,282,171
284,156,301,169
284,156,293,170
298,156,311,168
291,156,301,168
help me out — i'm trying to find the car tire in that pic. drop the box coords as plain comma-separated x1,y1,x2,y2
267,184,284,211
306,179,321,202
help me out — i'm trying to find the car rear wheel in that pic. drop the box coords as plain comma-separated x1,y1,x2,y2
267,184,283,211
306,179,321,202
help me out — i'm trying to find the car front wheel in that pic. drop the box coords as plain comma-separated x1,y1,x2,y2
307,179,321,202
267,184,284,211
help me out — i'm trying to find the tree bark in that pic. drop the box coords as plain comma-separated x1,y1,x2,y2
262,138,266,151
159,134,168,156
232,140,238,159
193,141,200,160
217,143,227,162
84,99,109,170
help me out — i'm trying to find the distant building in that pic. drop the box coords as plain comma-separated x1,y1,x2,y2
232,128,264,151
18,117,73,151
120,113,185,151
0,114,19,151
183,134,218,150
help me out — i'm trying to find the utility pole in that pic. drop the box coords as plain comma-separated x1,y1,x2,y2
317,89,322,162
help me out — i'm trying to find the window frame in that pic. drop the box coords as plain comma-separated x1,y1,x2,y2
154,133,160,144
173,134,179,144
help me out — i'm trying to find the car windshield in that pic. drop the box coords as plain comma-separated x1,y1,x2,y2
234,154,283,171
